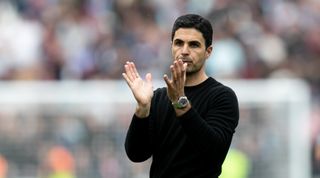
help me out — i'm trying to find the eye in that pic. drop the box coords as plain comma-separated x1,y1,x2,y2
189,41,200,48
173,39,184,46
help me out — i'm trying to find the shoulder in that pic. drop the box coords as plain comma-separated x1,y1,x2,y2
206,78,238,103
215,83,237,98
154,87,167,94
206,78,237,95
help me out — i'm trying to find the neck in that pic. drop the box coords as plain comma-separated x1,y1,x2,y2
185,71,208,87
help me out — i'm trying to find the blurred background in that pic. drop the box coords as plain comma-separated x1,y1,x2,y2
0,0,319,177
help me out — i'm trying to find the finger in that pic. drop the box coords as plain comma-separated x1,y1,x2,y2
176,59,184,76
163,74,173,89
182,63,187,82
127,62,136,78
131,62,141,79
145,73,152,83
176,59,184,78
174,60,184,86
183,62,187,71
124,63,135,81
126,61,139,80
122,73,132,87
171,63,177,82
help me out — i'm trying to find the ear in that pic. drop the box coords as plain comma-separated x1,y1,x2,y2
205,46,213,59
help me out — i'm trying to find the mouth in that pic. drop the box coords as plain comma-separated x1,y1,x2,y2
182,60,192,64
177,57,192,64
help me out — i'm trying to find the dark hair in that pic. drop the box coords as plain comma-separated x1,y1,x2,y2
171,14,213,48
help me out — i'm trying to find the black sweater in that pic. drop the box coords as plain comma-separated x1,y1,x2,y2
125,77,239,178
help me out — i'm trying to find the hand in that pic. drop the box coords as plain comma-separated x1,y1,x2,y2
122,61,153,117
163,59,187,102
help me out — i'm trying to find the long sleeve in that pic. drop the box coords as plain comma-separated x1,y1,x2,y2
125,78,239,178
178,87,239,155
124,115,152,162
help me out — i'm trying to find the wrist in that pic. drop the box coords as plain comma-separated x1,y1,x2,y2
135,103,151,118
172,96,189,109
174,103,191,117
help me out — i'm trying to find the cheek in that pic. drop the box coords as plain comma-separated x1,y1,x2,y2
201,51,208,59
194,52,205,60
172,49,179,58
171,47,176,55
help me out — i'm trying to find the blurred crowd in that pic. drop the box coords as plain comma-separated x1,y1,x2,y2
0,0,318,85
0,104,140,178
0,0,320,177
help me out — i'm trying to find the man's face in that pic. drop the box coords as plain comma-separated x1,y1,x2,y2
171,28,212,75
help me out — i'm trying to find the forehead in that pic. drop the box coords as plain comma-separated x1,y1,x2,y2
173,28,205,43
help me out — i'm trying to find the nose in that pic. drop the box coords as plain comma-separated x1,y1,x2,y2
181,44,190,55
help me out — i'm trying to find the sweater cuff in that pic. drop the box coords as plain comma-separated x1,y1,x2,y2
177,107,197,122
131,114,150,126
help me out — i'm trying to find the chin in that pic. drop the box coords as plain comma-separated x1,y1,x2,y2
186,66,202,75
186,69,196,75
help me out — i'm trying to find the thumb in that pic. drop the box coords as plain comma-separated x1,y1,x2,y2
183,63,187,71
145,73,152,83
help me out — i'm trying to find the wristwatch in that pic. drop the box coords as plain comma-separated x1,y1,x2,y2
172,96,189,109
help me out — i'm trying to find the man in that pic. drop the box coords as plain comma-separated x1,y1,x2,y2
122,14,239,178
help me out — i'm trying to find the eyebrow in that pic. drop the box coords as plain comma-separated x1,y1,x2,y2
174,38,201,43
189,41,201,46
173,39,202,46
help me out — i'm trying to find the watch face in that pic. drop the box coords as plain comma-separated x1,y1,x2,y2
179,98,188,106
173,96,189,109
178,97,189,107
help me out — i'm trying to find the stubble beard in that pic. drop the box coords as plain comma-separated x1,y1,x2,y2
186,63,202,76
